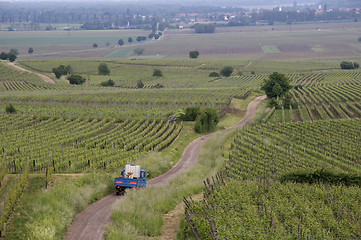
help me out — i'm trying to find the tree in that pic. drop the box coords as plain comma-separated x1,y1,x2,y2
153,69,163,77
137,80,144,88
100,79,115,87
67,74,86,85
0,52,8,60
128,37,133,43
261,72,292,99
93,43,98,48
134,48,145,56
220,66,233,77
7,52,17,62
194,108,219,133
5,103,16,114
189,50,200,59
136,36,142,42
148,33,155,39
358,37,361,42
28,47,34,54
10,48,19,55
118,39,124,46
98,63,110,75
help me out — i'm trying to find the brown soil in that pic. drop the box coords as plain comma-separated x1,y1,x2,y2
7,62,55,84
311,108,322,120
224,107,245,115
293,109,302,122
62,95,266,240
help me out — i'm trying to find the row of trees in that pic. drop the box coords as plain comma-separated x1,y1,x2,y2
194,23,216,33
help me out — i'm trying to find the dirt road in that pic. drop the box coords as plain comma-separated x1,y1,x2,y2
63,95,266,240
7,62,55,84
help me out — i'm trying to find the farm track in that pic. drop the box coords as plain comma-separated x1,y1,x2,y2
7,62,55,84
62,95,266,240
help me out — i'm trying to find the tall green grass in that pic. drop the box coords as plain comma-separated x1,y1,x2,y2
5,173,114,239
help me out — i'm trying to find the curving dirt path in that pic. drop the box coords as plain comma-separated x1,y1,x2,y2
7,62,55,84
63,95,266,240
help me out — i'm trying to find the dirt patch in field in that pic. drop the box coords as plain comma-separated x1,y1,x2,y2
311,108,322,120
224,107,245,115
293,109,302,122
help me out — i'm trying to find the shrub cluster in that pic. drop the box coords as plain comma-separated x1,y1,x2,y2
179,106,219,133
0,52,17,62
52,65,72,79
340,61,359,69
100,79,115,87
152,69,163,77
67,74,86,85
280,169,361,186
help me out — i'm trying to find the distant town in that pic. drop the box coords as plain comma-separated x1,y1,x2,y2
0,1,359,31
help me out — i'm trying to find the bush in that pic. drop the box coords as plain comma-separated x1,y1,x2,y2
237,71,243,76
153,69,163,77
52,65,72,79
189,51,199,59
118,39,124,46
98,63,110,75
220,66,233,77
358,37,361,42
5,103,16,114
340,61,359,69
208,72,220,77
28,47,34,54
154,83,164,89
93,43,98,48
67,74,86,85
100,79,115,87
180,106,201,121
137,80,144,88
280,169,361,186
128,37,133,43
194,108,219,133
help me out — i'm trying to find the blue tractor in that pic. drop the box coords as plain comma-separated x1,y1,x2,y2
114,164,146,195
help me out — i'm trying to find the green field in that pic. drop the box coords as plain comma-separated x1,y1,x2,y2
105,49,134,58
261,45,281,54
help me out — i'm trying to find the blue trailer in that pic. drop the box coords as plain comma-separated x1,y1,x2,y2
114,164,146,195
